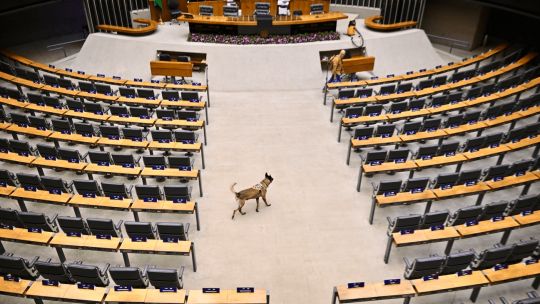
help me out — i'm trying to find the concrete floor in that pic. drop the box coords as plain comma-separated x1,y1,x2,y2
1,26,539,304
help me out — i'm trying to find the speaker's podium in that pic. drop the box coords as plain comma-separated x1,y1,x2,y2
177,0,347,36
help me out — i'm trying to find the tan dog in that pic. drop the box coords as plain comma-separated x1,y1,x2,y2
231,173,273,220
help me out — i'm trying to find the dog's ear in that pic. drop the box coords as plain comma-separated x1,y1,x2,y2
265,172,269,178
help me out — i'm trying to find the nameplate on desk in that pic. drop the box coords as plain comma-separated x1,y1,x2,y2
107,135,120,140
139,115,150,119
347,114,358,118
172,198,187,203
96,234,111,240
119,114,130,118
162,117,173,121
465,220,478,227
0,224,13,230
24,185,37,192
152,165,165,170
384,279,400,285
163,237,178,243
45,156,56,161
179,166,191,171
114,285,132,291
493,176,504,182
131,137,143,142
521,210,533,216
421,155,432,160
423,274,438,281
386,74,395,78
441,184,453,190
0,181,7,187
27,227,42,233
445,152,455,156
131,236,147,242
457,269,472,276
525,259,538,265
68,158,79,163
113,76,121,80
394,159,405,164
491,216,504,222
187,118,197,122
42,280,59,286
77,283,94,290
405,131,417,135
400,229,414,235
65,68,73,72
143,197,158,203
49,64,56,68
134,78,143,82
203,288,220,293
48,189,62,195
347,282,364,289
77,71,85,75
151,80,160,84
181,140,195,144
109,195,123,200
515,171,525,177
465,181,477,187
3,274,20,282
411,188,424,194
237,287,255,293
67,232,82,237
121,164,135,168
494,264,508,271
83,193,96,198
383,192,396,197
430,225,445,231
97,161,110,166
160,287,177,292
18,152,29,157
158,139,171,143
0,148,8,153
419,69,427,72
369,161,382,166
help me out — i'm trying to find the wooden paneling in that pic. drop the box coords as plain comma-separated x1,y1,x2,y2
342,56,375,74
150,60,194,77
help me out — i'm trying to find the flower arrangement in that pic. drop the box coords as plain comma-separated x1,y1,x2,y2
189,31,340,45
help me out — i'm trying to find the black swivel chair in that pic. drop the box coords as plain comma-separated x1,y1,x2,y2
19,212,58,232
135,185,162,202
0,255,40,280
57,216,91,235
471,245,514,270
35,260,76,284
147,267,184,289
506,240,539,264
0,208,24,228
109,267,149,288
163,185,191,202
439,251,475,275
504,194,539,216
124,221,158,239
67,263,110,287
387,215,422,234
419,211,449,229
73,180,102,197
447,205,484,226
403,256,446,279
156,222,189,241
87,218,123,238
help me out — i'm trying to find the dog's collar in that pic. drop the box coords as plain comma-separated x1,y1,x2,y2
252,182,268,191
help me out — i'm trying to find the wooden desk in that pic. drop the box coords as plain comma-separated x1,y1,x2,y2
116,96,162,107
26,281,106,303
49,132,99,145
10,188,71,205
145,289,188,304
68,194,133,211
0,227,53,246
455,217,519,237
31,157,87,172
7,124,53,138
392,227,460,247
119,239,196,271
187,289,268,304
342,56,375,74
131,200,200,230
151,61,193,77
0,151,36,165
513,211,540,227
96,137,150,149
362,161,417,174
334,281,415,303
106,115,157,126
84,163,142,177
484,172,540,190
432,183,491,199
49,233,121,252
375,191,436,206
0,277,30,297
0,185,16,198
483,261,540,284
411,271,488,295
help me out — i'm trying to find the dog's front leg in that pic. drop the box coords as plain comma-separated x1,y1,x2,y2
262,195,271,206
256,198,260,212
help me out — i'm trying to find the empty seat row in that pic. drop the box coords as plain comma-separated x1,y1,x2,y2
0,253,184,288
403,239,539,279
0,208,189,240
374,157,540,195
0,169,192,202
387,193,540,233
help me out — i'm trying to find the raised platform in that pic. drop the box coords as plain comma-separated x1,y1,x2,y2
72,16,443,91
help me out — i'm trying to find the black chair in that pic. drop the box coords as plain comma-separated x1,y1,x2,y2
135,185,162,201
466,86,483,100
364,151,387,166
99,126,121,140
0,208,24,228
181,92,199,101
448,205,483,226
0,255,39,280
124,222,157,239
88,151,112,166
130,107,152,119
223,5,239,17
417,79,434,90
119,87,137,98
67,263,110,286
57,216,90,235
388,101,408,114
337,89,354,99
156,109,176,121
143,155,167,170
109,267,149,288
344,107,363,118
4,87,23,100
84,102,106,115
375,180,402,196
35,260,76,284
67,98,84,112
396,82,413,93
162,90,180,101
485,132,504,148
403,256,446,279
73,180,102,197
439,251,475,275
10,113,30,127
504,194,539,216
365,105,383,117
110,105,130,117
79,81,96,93
87,218,123,238
433,75,447,87
387,149,409,163
168,156,193,170
137,89,157,100
43,96,63,109
47,119,70,135
111,153,138,168
151,130,174,143
10,140,33,156
415,145,438,160
356,88,373,98
96,84,114,95
471,245,514,270
28,116,49,131
401,121,421,135
19,212,58,232
58,78,75,90
447,92,462,104
431,95,448,107
0,169,17,187
374,124,395,138
379,85,395,95
479,201,508,221
17,173,42,191
433,173,459,190
102,182,132,199
387,214,422,234
147,267,184,289
74,122,96,137
403,177,430,193
408,98,426,111
156,222,189,241
27,93,44,105
123,127,146,142
44,75,60,87
176,111,198,121
420,211,449,229
456,169,482,186
174,130,198,143
163,185,191,202
41,176,71,194
506,240,539,264
463,137,486,152
421,118,442,132
484,164,510,182
509,159,533,176
353,127,374,140
446,114,464,128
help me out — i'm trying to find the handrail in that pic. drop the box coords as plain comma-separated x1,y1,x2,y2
427,33,471,54
96,18,158,36
364,15,417,31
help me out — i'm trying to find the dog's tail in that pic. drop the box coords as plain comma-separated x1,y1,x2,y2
230,182,238,195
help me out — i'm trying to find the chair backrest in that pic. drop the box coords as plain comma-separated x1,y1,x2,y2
40,176,69,193
456,169,482,186
137,89,155,99
446,114,464,128
364,151,386,165
403,177,430,193
375,124,395,137
338,89,354,99
181,92,199,101
377,180,402,196
35,261,76,284
110,105,129,116
95,84,113,95
396,82,412,93
402,121,421,134
28,116,48,132
9,140,32,155
438,141,459,156
387,149,409,163
174,131,197,143
124,221,156,239
364,104,383,116
404,256,446,279
87,218,121,237
129,107,151,118
36,144,58,159
111,154,137,167
162,90,180,101
344,107,363,118
122,127,144,140
448,205,483,226
135,185,162,201
109,267,149,288
422,118,441,132
484,164,510,181
479,201,508,221
88,151,112,165
353,127,374,140
439,251,475,275
143,156,167,168
0,255,38,280
19,211,57,232
416,145,438,160
101,182,130,199
99,126,121,138
408,98,426,110
79,81,96,93
0,208,24,228
389,214,422,233
147,267,182,288
168,156,192,169
176,111,198,120
43,96,62,108
509,159,532,176
57,216,90,235
119,87,136,98
73,180,101,197
17,173,42,190
57,148,82,162
434,173,459,189
10,113,30,126
67,264,109,286
74,122,95,137
156,222,188,240
506,240,539,264
163,185,190,202
420,211,449,229
389,100,408,113
472,245,514,270
504,194,539,216
151,130,173,142
379,84,395,95
223,5,239,16
0,169,16,187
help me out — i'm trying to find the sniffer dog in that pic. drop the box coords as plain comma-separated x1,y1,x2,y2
231,173,273,220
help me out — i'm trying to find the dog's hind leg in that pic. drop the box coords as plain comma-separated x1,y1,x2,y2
256,198,260,212
262,195,271,207
239,200,246,215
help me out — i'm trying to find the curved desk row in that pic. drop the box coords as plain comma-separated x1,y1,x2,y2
364,15,417,32
325,43,508,91
385,211,540,263
330,52,537,111
0,185,201,230
345,105,540,163
337,76,540,134
332,262,540,303
0,50,208,92
0,278,270,304
0,227,197,271
97,18,158,36
0,151,204,197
